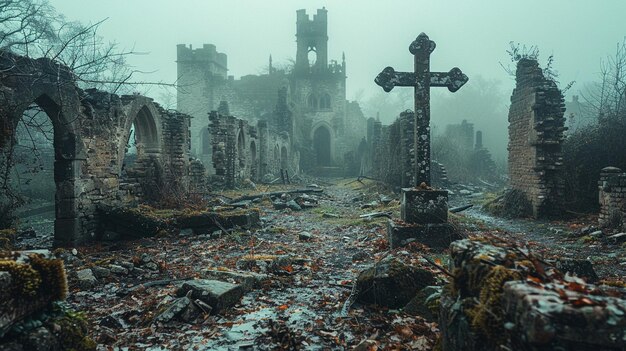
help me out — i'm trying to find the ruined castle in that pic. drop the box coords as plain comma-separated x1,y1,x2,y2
176,8,367,178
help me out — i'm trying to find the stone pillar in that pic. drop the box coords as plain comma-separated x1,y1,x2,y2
599,166,626,229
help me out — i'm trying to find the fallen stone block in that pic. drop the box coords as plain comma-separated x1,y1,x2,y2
402,285,441,321
177,279,244,314
76,268,97,289
387,219,462,249
203,269,268,292
355,256,435,308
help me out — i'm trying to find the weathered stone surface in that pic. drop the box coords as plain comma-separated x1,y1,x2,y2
440,239,626,351
203,269,268,292
177,280,244,314
298,231,314,241
508,58,566,218
90,266,111,279
401,188,448,224
154,297,195,323
504,281,626,350
599,167,626,229
355,257,435,308
387,219,461,249
402,286,441,321
76,268,97,288
109,265,128,275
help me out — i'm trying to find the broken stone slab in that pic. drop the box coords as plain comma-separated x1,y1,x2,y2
608,232,626,244
177,279,244,314
355,256,435,308
322,212,340,218
154,296,196,323
400,188,448,224
503,281,626,350
109,264,129,275
298,231,314,241
402,285,441,321
203,269,268,292
76,268,97,289
286,200,302,211
236,255,294,274
387,219,462,250
554,258,599,283
91,266,111,279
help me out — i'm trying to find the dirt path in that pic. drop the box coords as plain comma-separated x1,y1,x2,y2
454,196,626,280
62,179,438,350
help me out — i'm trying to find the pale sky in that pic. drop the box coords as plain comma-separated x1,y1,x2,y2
50,0,626,104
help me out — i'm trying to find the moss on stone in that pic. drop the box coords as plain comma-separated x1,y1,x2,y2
29,254,68,301
0,260,42,297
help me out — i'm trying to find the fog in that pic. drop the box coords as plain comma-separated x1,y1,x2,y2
50,0,626,158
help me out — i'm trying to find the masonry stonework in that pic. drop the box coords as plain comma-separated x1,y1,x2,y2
598,167,626,229
0,51,193,246
508,59,566,218
176,8,366,177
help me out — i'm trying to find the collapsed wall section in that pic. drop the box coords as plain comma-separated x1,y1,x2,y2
508,59,566,217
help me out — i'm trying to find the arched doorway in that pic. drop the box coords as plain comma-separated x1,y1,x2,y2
3,94,82,246
237,130,246,169
313,126,331,166
280,146,288,170
120,105,162,202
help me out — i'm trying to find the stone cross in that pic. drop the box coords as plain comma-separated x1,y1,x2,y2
375,33,468,186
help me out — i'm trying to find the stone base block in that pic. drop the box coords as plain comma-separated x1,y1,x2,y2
400,188,448,224
387,219,460,249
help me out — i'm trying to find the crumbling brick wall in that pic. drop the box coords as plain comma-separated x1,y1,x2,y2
508,58,566,218
599,167,626,229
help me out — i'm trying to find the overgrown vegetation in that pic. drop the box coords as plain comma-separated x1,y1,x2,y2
563,39,626,212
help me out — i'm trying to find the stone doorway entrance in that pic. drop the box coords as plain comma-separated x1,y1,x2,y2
313,126,331,167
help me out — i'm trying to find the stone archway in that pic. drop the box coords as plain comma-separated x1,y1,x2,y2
313,125,332,166
119,100,164,202
237,130,246,168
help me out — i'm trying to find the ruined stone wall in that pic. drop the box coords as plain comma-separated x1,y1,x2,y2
208,110,293,188
599,167,626,229
0,51,193,245
508,59,566,218
368,111,448,189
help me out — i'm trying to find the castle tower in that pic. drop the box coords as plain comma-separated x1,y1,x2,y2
176,44,228,165
295,8,328,74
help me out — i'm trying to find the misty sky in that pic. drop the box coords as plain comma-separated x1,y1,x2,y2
49,0,625,158
50,0,625,98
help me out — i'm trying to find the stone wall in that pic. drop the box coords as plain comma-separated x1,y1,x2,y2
0,51,193,245
440,239,626,351
209,109,293,188
368,111,448,189
599,166,626,229
508,59,566,218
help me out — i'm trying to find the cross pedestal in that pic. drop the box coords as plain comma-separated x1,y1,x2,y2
375,33,468,249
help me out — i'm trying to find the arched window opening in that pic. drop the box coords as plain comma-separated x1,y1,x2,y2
320,94,331,109
237,131,246,168
308,47,317,68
